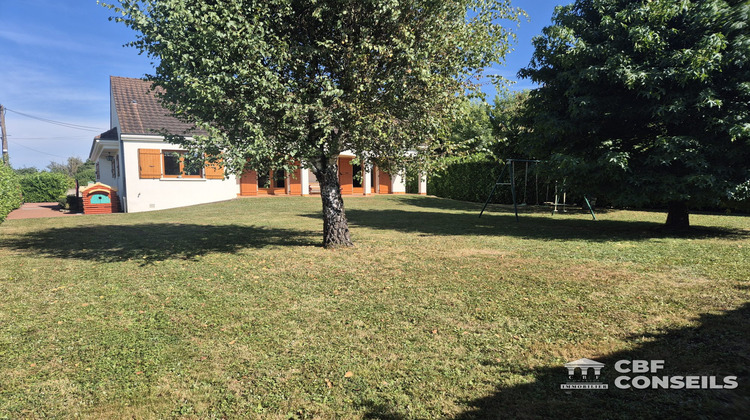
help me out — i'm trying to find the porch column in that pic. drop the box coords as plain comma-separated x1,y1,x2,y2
301,167,310,196
364,165,372,195
418,172,427,195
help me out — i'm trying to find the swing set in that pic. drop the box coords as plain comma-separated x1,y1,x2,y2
478,158,597,221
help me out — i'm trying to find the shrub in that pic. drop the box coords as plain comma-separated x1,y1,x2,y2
19,172,75,203
428,155,514,203
0,163,23,223
58,194,83,213
428,155,560,205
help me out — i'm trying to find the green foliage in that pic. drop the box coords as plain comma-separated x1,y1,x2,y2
429,154,509,203
0,162,23,222
19,172,75,203
47,157,95,186
14,167,39,176
104,0,523,246
74,160,97,185
443,99,496,157
47,157,85,178
724,179,750,212
488,90,531,158
519,0,750,218
58,194,83,212
427,92,536,202
104,0,522,174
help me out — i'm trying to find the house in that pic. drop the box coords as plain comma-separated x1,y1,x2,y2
89,76,426,213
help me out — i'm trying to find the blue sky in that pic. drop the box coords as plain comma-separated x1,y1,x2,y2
0,0,565,169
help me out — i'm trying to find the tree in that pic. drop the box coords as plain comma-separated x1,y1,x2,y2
104,0,522,247
13,167,39,176
519,0,750,228
74,160,97,185
47,157,85,179
488,90,530,159
445,99,495,156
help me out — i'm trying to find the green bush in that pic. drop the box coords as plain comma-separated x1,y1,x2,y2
0,163,23,222
428,155,511,203
723,180,750,214
19,172,75,203
58,194,83,213
428,155,553,205
404,166,419,194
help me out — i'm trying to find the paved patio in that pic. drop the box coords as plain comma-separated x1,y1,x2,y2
5,202,81,220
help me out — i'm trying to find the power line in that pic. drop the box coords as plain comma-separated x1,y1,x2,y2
9,136,92,140
4,107,106,132
8,140,69,159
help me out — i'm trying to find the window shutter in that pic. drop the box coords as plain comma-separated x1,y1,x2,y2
204,158,225,179
138,149,162,179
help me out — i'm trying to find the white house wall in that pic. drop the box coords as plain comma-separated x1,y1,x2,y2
96,156,118,188
121,136,239,213
391,171,406,194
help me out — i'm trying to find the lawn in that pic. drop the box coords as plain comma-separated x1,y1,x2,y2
0,195,748,419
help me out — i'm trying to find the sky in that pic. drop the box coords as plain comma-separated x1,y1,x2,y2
0,0,565,170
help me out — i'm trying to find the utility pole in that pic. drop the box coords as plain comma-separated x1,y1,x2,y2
0,104,8,165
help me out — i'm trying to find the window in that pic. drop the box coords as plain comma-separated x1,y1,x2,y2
258,172,270,188
274,169,286,188
138,148,224,179
163,151,202,178
163,152,181,176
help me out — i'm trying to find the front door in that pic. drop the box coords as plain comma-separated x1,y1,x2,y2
339,157,353,195
378,169,391,194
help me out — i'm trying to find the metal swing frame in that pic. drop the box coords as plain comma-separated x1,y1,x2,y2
479,159,597,221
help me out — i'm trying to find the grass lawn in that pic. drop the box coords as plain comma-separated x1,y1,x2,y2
0,195,748,419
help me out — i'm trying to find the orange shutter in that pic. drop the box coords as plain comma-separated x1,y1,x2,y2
138,149,162,179
205,159,225,179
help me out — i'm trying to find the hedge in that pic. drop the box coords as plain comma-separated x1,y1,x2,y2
19,172,75,203
428,155,514,203
0,163,23,222
428,155,556,205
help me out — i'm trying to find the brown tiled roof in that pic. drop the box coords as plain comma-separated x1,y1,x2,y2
111,76,205,136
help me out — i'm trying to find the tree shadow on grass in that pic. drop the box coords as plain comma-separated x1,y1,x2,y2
2,223,318,264
392,195,616,215
357,303,750,419
328,207,749,242
454,302,750,419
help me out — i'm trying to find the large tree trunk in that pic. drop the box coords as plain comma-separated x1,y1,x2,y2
665,201,690,229
316,160,353,248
